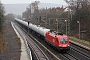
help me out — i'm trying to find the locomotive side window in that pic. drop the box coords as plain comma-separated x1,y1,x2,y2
60,38,68,44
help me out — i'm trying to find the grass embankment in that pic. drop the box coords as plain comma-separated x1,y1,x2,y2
69,36,90,47
15,36,21,53
0,28,6,53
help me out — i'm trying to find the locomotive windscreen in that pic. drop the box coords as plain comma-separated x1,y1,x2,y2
60,38,68,44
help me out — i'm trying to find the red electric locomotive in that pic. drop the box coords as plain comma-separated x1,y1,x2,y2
46,30,70,51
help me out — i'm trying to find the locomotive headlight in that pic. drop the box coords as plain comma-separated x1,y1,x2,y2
68,45,70,46
59,45,61,46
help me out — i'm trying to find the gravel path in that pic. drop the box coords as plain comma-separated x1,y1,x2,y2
0,20,21,60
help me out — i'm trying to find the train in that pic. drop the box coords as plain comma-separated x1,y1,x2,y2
15,18,70,51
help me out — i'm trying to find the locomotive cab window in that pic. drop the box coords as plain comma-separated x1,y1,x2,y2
60,38,68,44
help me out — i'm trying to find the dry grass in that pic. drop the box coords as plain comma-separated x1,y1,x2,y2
69,36,90,46
0,28,6,53
15,36,21,45
15,36,21,53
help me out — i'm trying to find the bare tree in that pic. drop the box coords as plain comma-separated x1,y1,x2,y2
0,1,5,30
65,0,90,40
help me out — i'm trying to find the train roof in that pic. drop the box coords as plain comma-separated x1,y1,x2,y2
49,30,63,36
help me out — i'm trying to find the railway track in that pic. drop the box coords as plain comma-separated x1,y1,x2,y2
70,43,90,60
25,34,50,60
60,52,79,60
12,22,50,60
15,21,90,60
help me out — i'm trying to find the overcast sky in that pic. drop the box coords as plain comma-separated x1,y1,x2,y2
1,0,67,5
